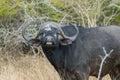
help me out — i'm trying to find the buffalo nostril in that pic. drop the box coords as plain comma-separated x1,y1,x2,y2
45,36,54,45
46,36,53,41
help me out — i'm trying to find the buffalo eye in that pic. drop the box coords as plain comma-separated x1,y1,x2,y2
57,31,61,34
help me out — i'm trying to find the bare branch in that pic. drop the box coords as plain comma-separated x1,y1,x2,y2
31,46,46,57
97,47,113,80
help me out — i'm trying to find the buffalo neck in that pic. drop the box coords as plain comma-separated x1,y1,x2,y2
42,45,73,70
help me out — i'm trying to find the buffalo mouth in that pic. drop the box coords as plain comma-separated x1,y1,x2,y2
45,41,54,46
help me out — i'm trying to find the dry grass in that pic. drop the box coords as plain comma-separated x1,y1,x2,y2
0,52,61,80
89,75,111,80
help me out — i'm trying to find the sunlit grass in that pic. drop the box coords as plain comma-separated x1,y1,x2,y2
0,52,61,80
89,75,111,80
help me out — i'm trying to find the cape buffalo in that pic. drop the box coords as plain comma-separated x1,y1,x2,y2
22,22,120,80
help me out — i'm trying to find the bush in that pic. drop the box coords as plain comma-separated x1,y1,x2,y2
0,0,120,27
0,0,25,28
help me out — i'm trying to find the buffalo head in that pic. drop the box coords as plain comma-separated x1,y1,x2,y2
22,22,79,49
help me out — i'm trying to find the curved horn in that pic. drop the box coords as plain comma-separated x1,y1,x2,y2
59,25,79,41
22,22,31,42
22,21,40,42
40,22,61,30
40,22,79,41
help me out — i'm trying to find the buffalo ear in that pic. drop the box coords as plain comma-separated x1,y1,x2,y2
28,39,41,47
60,38,72,45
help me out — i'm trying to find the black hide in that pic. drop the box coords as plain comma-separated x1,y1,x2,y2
30,25,120,80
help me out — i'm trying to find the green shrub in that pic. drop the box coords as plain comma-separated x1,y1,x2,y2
0,0,17,17
0,0,25,28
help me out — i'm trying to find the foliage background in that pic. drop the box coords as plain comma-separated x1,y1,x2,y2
0,0,119,28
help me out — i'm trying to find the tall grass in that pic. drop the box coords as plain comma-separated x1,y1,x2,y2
0,51,61,80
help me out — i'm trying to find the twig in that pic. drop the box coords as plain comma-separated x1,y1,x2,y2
97,47,113,80
31,46,46,58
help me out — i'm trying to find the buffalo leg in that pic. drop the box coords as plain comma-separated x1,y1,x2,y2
71,65,90,80
109,65,120,80
75,72,89,80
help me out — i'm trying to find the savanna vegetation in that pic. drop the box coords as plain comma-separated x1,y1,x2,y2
0,0,120,80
